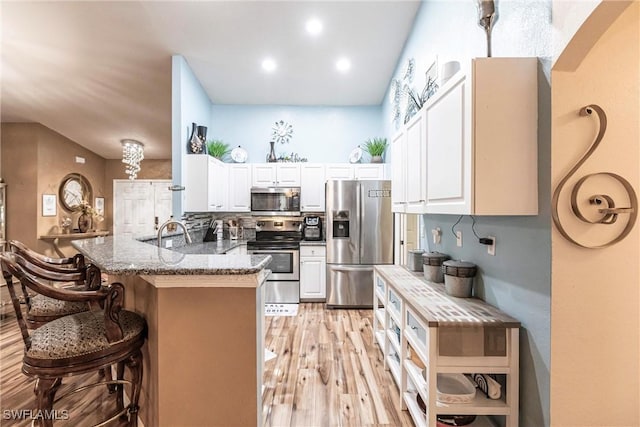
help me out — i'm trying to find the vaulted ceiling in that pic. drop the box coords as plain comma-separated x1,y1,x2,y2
1,1,420,159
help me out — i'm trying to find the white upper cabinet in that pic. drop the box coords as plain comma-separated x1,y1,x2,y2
184,155,228,212
251,164,301,187
390,129,407,213
425,57,538,215
404,111,427,213
208,157,228,211
300,164,326,212
354,164,385,180
325,164,354,180
227,164,252,212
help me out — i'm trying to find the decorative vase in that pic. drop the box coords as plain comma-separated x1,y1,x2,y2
188,123,204,154
371,155,383,163
267,141,277,162
77,213,92,233
197,126,208,154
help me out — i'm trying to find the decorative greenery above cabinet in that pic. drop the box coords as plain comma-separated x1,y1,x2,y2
392,57,538,215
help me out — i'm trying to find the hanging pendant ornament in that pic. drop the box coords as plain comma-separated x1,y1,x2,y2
476,0,497,57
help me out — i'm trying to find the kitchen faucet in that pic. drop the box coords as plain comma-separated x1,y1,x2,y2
157,219,192,247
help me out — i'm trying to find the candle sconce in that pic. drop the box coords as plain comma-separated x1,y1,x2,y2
552,104,637,248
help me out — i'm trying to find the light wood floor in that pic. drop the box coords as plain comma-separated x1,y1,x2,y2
1,303,413,426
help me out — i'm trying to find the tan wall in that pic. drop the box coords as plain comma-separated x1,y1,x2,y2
104,159,171,232
551,3,639,425
1,123,107,257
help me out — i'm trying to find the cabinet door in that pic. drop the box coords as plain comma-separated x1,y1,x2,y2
300,256,326,300
208,158,228,211
390,130,406,212
252,164,277,187
354,164,385,180
325,164,354,180
113,181,155,238
184,155,209,212
425,75,469,214
405,110,427,212
152,181,173,230
300,164,326,212
228,164,252,212
276,164,301,186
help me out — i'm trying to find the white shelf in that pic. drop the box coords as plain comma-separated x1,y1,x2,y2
403,391,427,427
375,308,385,326
386,354,401,387
387,305,401,327
404,359,427,401
375,330,385,350
375,287,385,302
436,392,510,416
405,328,429,367
386,328,401,354
436,365,511,374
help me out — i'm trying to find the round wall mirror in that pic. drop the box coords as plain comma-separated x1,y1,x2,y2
58,173,92,212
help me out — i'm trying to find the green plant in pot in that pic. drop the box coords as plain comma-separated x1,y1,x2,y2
207,139,231,161
363,137,388,163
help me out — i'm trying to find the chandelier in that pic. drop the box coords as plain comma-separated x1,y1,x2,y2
121,139,144,180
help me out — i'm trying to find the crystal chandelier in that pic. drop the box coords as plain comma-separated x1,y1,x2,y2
121,139,144,180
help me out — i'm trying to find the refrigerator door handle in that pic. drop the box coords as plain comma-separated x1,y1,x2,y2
331,265,373,272
356,181,362,263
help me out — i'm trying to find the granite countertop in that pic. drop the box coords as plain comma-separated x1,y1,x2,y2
170,239,247,255
71,236,269,276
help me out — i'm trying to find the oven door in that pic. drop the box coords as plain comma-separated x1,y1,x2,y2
248,248,299,281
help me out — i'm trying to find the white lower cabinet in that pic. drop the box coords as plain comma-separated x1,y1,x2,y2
299,245,326,300
373,265,520,427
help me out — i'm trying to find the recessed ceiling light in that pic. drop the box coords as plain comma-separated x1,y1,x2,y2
262,58,277,72
336,58,351,73
306,18,323,36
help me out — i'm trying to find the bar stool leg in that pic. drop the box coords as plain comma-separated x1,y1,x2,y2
33,377,61,427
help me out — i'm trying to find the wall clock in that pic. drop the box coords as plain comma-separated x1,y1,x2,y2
272,120,293,144
58,173,92,212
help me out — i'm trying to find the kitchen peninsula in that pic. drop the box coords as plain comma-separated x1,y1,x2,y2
72,235,271,427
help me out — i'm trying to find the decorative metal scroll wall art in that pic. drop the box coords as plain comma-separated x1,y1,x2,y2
551,104,638,249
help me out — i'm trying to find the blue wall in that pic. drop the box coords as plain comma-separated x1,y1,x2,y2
383,1,552,426
210,105,383,163
171,55,213,215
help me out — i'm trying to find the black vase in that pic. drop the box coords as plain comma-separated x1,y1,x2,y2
267,141,277,162
197,126,208,154
187,123,200,154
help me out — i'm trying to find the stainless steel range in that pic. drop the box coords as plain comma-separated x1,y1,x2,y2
247,217,302,303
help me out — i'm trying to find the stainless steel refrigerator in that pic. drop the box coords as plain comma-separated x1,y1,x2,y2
326,180,393,308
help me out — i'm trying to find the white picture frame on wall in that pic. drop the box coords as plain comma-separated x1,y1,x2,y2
94,197,105,216
42,194,57,217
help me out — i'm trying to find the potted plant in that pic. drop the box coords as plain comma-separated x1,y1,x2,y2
363,137,388,163
207,139,231,161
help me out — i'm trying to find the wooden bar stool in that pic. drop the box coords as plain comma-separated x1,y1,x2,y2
8,240,98,328
1,253,146,427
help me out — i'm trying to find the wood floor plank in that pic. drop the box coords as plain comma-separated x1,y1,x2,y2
2,303,414,426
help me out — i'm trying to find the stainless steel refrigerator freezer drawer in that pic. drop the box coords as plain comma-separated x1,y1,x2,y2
264,280,299,304
326,264,374,308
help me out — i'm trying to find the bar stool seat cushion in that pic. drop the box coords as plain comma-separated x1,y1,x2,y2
29,294,89,317
27,310,145,360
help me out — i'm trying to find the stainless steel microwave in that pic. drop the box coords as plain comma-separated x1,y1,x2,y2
250,187,301,216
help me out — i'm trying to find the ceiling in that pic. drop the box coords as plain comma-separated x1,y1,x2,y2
1,1,420,160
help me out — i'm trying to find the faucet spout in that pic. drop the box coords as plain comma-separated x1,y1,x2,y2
157,219,192,247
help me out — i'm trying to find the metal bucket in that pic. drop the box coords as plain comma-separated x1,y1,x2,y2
407,250,425,271
422,252,450,283
443,260,477,298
